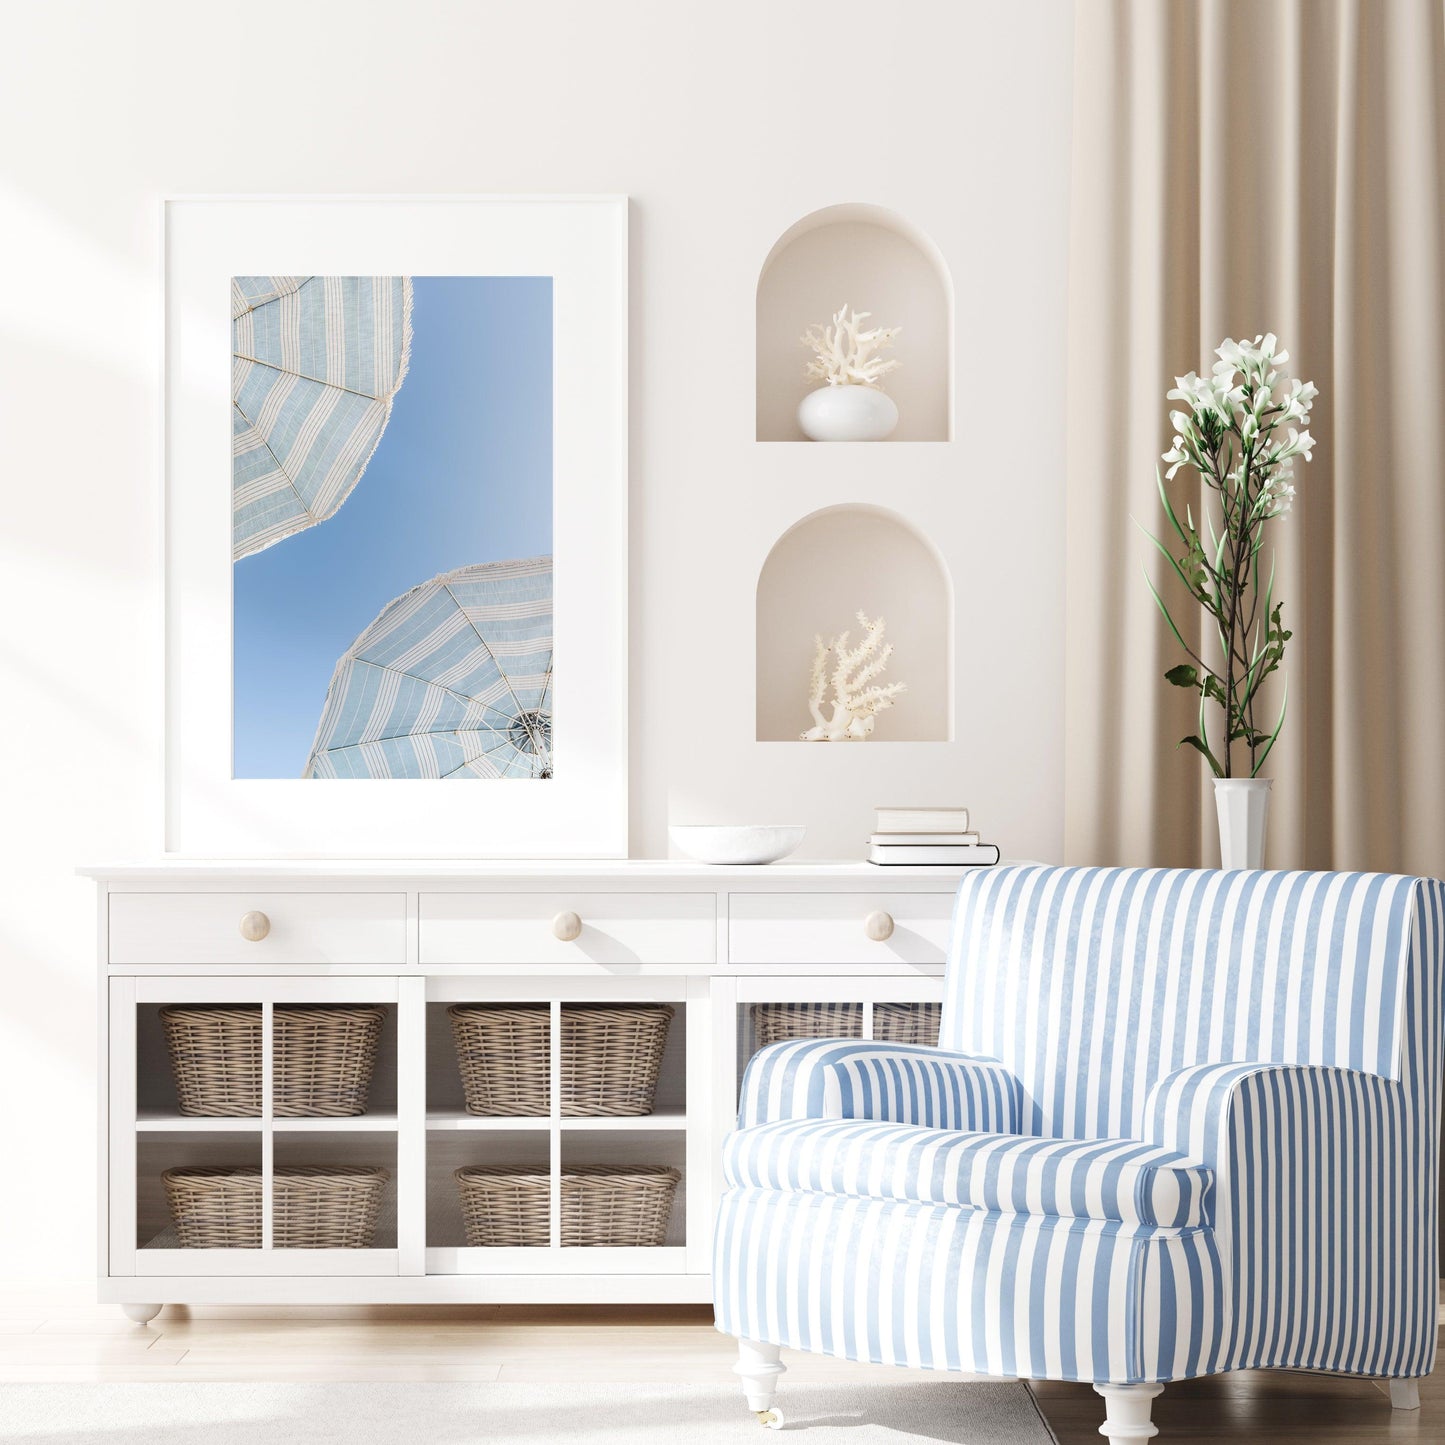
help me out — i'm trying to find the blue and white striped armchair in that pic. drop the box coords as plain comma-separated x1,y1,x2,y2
714,866,1445,1442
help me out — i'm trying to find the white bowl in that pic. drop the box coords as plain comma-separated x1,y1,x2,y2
669,824,806,866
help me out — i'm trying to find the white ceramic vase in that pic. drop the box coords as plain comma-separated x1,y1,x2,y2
1213,777,1272,869
797,384,898,442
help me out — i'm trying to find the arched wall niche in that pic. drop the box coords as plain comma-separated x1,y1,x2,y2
755,503,953,742
756,203,954,442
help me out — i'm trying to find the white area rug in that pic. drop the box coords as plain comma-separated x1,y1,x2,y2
3,1381,1057,1443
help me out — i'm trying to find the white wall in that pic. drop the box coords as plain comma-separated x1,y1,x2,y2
0,0,1073,1278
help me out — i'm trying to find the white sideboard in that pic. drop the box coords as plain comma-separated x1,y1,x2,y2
86,860,963,1316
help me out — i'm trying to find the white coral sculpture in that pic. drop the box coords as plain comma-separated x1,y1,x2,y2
802,612,907,741
801,304,902,388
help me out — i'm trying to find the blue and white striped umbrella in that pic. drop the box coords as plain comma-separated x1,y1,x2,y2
232,276,412,560
304,557,553,779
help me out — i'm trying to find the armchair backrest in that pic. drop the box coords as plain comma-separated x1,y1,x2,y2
940,865,1444,1140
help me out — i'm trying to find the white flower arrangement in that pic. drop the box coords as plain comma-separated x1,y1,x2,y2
1146,333,1318,778
802,612,906,742
801,305,902,389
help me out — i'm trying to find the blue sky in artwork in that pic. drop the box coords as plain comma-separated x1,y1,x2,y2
233,276,553,778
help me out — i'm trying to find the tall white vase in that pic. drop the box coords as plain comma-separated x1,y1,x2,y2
1213,778,1272,869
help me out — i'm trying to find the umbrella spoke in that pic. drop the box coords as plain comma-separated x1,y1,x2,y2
438,735,528,780
232,275,313,320
439,579,552,759
233,354,395,403
233,398,316,524
313,727,527,781
337,658,519,732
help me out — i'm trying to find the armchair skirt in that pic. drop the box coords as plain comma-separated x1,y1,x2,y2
715,1184,1218,1384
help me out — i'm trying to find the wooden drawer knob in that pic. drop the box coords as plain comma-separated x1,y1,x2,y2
864,910,895,942
238,910,271,942
552,910,583,942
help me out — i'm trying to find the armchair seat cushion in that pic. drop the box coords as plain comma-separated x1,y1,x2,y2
723,1118,1213,1229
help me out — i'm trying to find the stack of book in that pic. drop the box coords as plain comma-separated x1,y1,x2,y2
867,806,1000,867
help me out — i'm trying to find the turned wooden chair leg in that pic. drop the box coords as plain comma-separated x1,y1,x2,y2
1093,1383,1164,1443
1389,1378,1421,1411
734,1338,787,1430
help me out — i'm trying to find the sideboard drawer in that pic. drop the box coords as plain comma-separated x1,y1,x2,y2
728,892,955,966
420,892,715,964
108,892,408,965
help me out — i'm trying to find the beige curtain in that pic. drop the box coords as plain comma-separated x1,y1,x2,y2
1065,0,1445,873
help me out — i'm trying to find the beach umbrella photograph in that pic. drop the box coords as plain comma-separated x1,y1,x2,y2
303,556,553,780
232,275,413,560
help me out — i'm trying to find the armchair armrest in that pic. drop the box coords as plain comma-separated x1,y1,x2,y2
1139,1058,1435,1377
1142,1060,1403,1168
737,1037,1022,1130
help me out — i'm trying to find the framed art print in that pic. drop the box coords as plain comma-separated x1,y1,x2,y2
165,196,627,856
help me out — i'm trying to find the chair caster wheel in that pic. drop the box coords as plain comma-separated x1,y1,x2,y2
753,1408,785,1430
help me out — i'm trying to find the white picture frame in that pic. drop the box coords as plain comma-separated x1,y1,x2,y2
165,195,627,857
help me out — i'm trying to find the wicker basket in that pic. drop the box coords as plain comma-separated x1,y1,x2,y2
873,1002,943,1046
161,1165,389,1248
750,1001,942,1048
159,1005,387,1117
454,1165,680,1247
448,1004,674,1117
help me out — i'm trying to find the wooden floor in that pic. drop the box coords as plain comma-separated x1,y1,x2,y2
0,1284,1437,1441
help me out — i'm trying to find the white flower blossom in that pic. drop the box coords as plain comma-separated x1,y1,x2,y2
1215,338,1246,370
1167,372,1209,405
1278,427,1314,462
1259,473,1297,518
1162,437,1190,479
1161,334,1316,519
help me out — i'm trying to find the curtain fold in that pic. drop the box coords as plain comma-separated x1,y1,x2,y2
1065,0,1445,873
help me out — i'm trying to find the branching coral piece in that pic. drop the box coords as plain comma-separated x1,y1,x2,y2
802,611,906,741
801,304,902,389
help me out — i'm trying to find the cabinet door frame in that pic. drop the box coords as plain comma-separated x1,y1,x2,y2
421,974,707,1277
110,975,407,1279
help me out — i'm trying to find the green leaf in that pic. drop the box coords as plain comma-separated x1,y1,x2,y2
1137,522,1212,612
1211,517,1229,578
1164,664,1198,688
1241,622,1267,702
1267,600,1291,643
1179,734,1224,777
1154,467,1189,546
1197,690,1227,778
1252,674,1289,776
1143,572,1192,655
